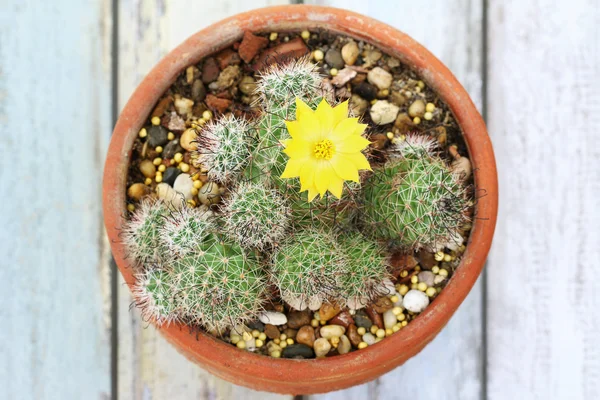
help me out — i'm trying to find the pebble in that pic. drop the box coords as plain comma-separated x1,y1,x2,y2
174,97,194,117
308,295,323,311
162,167,181,187
286,309,312,329
212,65,240,91
191,79,207,101
201,57,220,84
267,341,282,353
383,309,397,330
253,37,309,70
127,183,149,201
259,311,287,326
434,275,447,285
180,128,198,152
347,324,362,347
166,111,185,132
338,335,351,355
366,305,384,329
362,332,376,345
139,159,156,178
341,40,359,65
282,344,314,359
163,139,183,159
372,297,394,314
147,125,168,147
313,338,331,357
392,293,403,306
367,67,393,90
198,182,221,205
238,76,256,95
408,99,426,118
173,173,194,200
417,249,437,269
354,309,373,329
215,48,241,69
363,49,382,66
285,295,308,311
151,96,173,118
403,290,430,313
319,325,345,339
418,271,435,287
331,67,357,87
264,324,280,339
370,100,400,125
247,320,265,332
205,94,232,114
353,82,378,101
318,303,340,321
346,296,369,311
390,91,407,107
349,94,369,116
394,112,414,133
238,31,269,63
329,310,353,328
452,157,472,180
284,328,298,340
156,183,184,209
296,326,316,348
325,48,344,69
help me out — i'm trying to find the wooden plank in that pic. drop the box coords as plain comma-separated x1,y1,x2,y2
116,1,292,399
304,1,484,399
486,1,600,399
0,1,113,399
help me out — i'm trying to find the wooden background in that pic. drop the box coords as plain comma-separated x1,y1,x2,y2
1,0,598,399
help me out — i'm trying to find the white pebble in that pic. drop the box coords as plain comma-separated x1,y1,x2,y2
197,181,221,205
313,338,332,357
367,67,393,90
338,335,352,355
380,278,396,295
370,100,400,125
258,311,287,326
434,275,447,285
173,173,194,200
346,296,369,311
418,271,435,287
403,290,430,313
245,338,256,351
319,325,345,339
362,332,376,345
383,309,397,330
284,294,308,311
156,183,184,209
308,295,323,311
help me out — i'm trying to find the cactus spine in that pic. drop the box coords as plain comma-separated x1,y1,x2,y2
122,199,168,264
159,206,214,258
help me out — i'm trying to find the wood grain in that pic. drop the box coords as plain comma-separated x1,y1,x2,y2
304,1,484,398
0,1,113,399
486,1,600,399
116,1,291,399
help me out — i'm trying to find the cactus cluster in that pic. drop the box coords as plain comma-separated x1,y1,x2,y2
122,199,168,264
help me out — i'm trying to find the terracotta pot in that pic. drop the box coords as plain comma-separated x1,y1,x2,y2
103,5,498,394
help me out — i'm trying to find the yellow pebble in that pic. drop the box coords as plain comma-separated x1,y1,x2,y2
193,180,202,189
151,116,161,126
426,102,435,112
370,99,378,105
411,283,418,290
392,306,402,315
286,338,294,345
167,132,175,140
202,110,213,120
313,49,324,61
415,266,421,272
236,341,246,349
139,128,147,138
191,187,199,196
231,334,241,344
186,199,196,208
279,341,287,349
174,153,183,163
357,327,366,336
432,266,440,274
370,325,378,334
155,146,163,153
380,89,389,96
426,287,437,297
390,295,399,303
417,80,425,89
358,342,368,349
392,325,400,333
330,337,340,347
385,328,393,336
274,338,280,345
155,175,163,183
170,159,176,165
271,350,281,358
417,282,428,292
311,319,319,328
397,313,406,322
376,329,385,338
439,269,449,277
437,287,442,294
280,334,287,341
320,320,326,325
180,163,190,173
152,157,162,166
400,270,408,278
386,132,394,140
258,332,266,341
434,251,445,261
444,254,452,262
413,116,421,124
301,30,310,40
405,91,412,98
255,339,264,347
415,86,422,93
269,32,278,41
242,331,252,341
144,178,152,185
399,285,409,296
127,204,135,212
158,165,166,172
330,68,338,76
252,330,260,338
410,275,419,284
401,321,408,327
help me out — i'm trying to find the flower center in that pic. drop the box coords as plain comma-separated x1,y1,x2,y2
313,139,335,160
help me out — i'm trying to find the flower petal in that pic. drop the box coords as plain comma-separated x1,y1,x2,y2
331,118,364,141
330,155,360,182
280,158,305,178
314,164,332,196
315,98,336,133
332,101,349,126
327,176,344,199
285,120,302,139
346,152,372,171
337,135,371,153
282,138,312,159
307,187,319,202
295,97,314,120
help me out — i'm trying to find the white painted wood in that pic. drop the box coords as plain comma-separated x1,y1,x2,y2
0,1,113,399
487,1,600,399
116,1,292,399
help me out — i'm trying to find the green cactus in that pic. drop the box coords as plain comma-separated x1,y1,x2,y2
133,268,180,325
222,181,291,251
122,199,168,265
363,135,470,250
192,114,254,183
160,206,215,258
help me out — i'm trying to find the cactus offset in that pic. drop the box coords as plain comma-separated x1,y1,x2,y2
121,199,168,265
133,268,180,325
160,206,215,258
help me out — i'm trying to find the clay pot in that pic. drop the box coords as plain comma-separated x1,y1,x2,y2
103,5,498,395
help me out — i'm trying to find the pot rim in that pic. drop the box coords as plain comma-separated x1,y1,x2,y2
103,4,498,394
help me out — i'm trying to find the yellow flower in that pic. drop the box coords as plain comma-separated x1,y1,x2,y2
280,98,371,201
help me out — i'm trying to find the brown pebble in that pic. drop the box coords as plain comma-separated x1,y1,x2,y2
296,326,316,348
329,310,353,328
366,305,384,329
408,99,426,118
417,249,437,269
139,159,156,178
390,91,407,107
372,297,394,314
253,37,309,70
238,31,269,63
350,73,366,85
287,309,312,329
434,126,447,145
180,128,197,152
205,94,232,114
201,57,220,84
394,112,414,133
215,48,241,70
264,324,280,340
127,183,149,201
284,328,298,340
390,253,419,278
319,303,341,321
151,96,173,119
165,111,185,132
370,133,388,151
347,324,362,347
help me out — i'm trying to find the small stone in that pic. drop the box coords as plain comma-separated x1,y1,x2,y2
287,309,312,329
162,167,181,187
212,65,241,91
215,48,241,69
139,159,156,178
390,253,418,278
383,309,397,330
417,249,437,269
353,82,378,101
347,324,362,347
349,94,369,116
284,328,298,340
264,324,280,339
201,57,220,83
434,126,447,145
205,94,232,114
151,96,173,118
308,296,323,311
191,79,206,101
354,310,373,329
166,111,185,132
163,140,183,159
173,173,194,200
370,100,400,125
434,275,447,285
452,157,472,180
403,290,430,313
331,67,357,87
394,112,414,133
319,325,345,339
329,310,353,328
127,183,149,201
238,76,256,95
408,99,426,118
366,305,384,329
341,40,359,65
313,338,331,357
156,183,184,209
296,326,316,348
318,303,341,321
259,311,287,326
338,335,351,355
174,97,194,118
266,340,282,353
390,91,407,107
282,344,314,359
238,31,269,63
362,332,376,345
253,37,309,70
325,48,344,69
147,125,168,147
247,320,265,332
180,128,198,152
372,297,394,314
367,67,393,90
418,271,435,287
284,295,308,311
363,49,382,66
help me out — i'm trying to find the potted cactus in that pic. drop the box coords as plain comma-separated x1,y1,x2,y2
103,5,497,394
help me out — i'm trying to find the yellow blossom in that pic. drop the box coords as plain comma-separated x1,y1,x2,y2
281,98,371,201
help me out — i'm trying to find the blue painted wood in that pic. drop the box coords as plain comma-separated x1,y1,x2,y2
0,1,112,399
